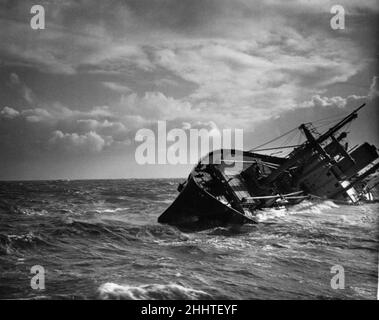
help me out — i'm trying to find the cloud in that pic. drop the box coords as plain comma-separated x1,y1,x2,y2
1,0,377,76
17,104,114,125
1,0,378,159
121,91,193,121
102,82,132,94
368,76,379,99
8,73,34,104
151,36,365,128
184,120,221,138
22,108,53,123
300,94,366,109
86,45,154,73
0,1,376,133
1,104,112,125
76,119,129,141
9,72,21,85
0,106,20,119
49,130,109,153
153,78,179,88
181,122,191,130
0,102,133,153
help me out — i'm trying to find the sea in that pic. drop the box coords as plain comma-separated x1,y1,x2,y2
0,179,378,300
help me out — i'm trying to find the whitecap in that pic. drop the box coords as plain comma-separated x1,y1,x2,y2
98,282,212,300
255,207,288,222
95,208,128,214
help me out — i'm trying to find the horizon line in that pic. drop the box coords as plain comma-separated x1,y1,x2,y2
0,177,187,182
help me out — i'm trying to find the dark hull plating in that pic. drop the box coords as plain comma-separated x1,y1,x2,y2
158,173,253,230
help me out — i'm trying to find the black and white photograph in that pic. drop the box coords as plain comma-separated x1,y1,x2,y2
0,0,378,305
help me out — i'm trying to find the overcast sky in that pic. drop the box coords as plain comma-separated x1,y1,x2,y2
0,0,378,180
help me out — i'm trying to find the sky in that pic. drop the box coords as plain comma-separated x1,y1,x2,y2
0,0,378,180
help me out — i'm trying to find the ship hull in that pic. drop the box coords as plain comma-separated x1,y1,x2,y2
158,173,253,230
158,104,379,229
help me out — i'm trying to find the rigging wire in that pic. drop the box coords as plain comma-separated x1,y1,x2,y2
311,115,349,135
311,114,346,125
281,130,297,147
253,145,302,152
249,127,299,151
249,106,360,153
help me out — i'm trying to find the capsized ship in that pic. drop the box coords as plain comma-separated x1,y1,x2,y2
158,103,379,229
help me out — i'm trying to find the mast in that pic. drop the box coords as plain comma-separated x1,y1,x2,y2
314,103,365,145
299,124,332,163
263,103,366,184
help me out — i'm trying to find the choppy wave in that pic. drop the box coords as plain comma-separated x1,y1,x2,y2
0,232,50,255
0,179,377,300
98,282,212,300
255,200,343,222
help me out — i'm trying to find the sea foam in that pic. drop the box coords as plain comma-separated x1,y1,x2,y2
98,282,212,300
